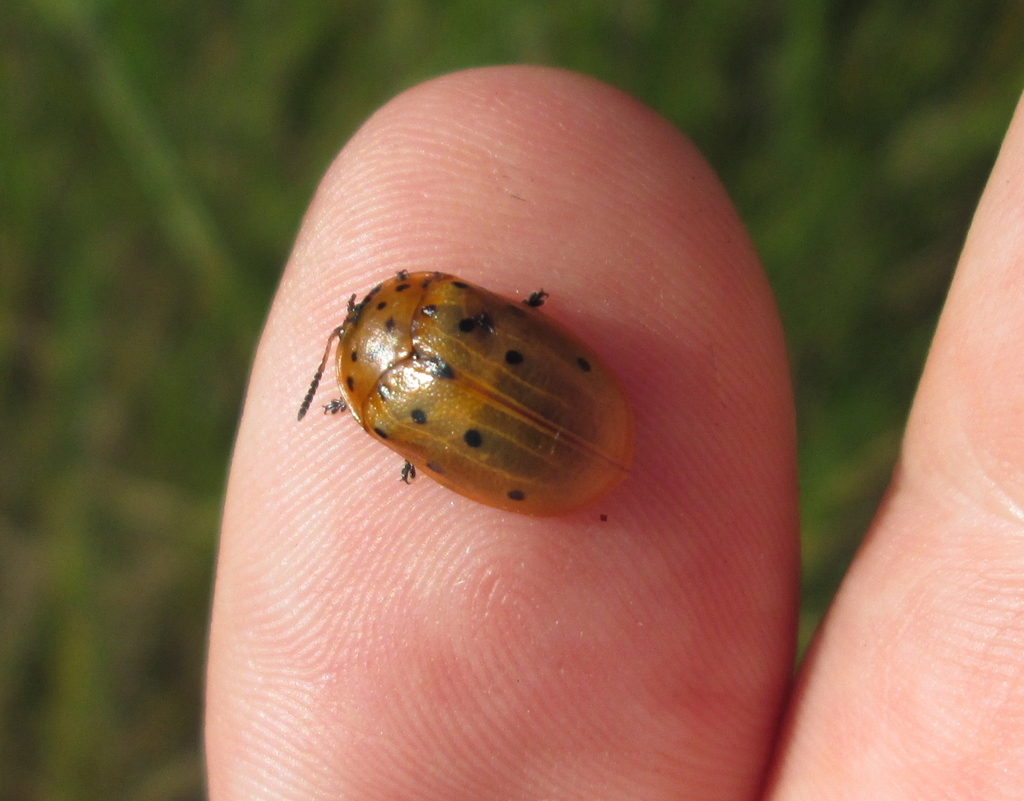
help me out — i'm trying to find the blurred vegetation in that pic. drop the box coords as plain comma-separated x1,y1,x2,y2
1,0,1022,798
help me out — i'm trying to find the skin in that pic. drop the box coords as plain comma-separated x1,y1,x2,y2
206,67,1024,800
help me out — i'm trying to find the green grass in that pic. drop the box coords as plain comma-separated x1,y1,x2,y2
2,0,1022,798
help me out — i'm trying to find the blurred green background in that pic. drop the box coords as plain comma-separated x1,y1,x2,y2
2,0,1022,798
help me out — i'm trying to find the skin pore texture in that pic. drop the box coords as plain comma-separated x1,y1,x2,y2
207,67,1024,800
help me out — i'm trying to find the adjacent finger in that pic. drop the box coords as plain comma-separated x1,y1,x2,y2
768,92,1024,800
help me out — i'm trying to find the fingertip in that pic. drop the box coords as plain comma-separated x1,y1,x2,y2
211,67,796,800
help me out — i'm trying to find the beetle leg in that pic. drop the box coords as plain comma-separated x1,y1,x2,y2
400,461,416,483
323,399,347,415
524,289,548,307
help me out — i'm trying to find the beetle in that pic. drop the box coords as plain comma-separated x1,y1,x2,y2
299,272,633,516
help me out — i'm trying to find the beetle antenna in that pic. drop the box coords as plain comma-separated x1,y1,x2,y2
297,326,344,421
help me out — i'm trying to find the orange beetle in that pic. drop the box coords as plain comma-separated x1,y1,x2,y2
299,272,633,516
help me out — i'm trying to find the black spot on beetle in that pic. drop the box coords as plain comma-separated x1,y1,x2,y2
350,350,358,362
458,318,476,333
422,304,436,317
374,427,388,439
395,283,410,292
507,489,526,501
411,409,427,424
426,461,444,474
424,357,455,380
463,429,483,448
376,301,387,310
577,357,591,372
452,281,468,289
346,376,355,391
505,350,523,365
369,284,383,296
386,317,395,331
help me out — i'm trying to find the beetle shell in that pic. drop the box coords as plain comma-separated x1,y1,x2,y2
332,272,633,516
